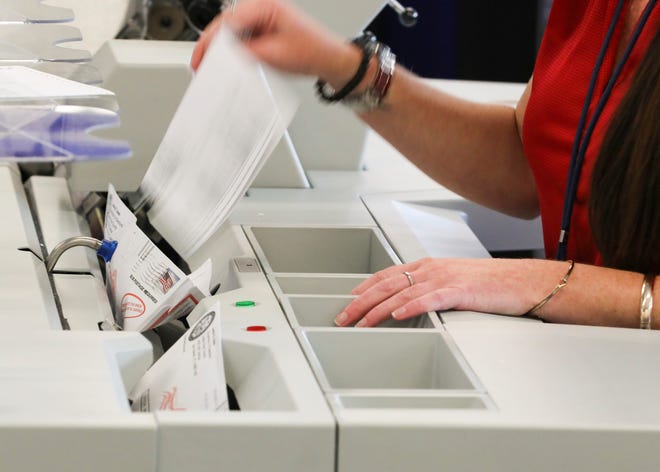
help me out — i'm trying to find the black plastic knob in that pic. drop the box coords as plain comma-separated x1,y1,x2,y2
399,6,418,27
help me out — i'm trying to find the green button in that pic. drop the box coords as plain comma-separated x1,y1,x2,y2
235,300,256,307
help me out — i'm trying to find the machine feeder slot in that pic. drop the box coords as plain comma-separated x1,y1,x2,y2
220,339,297,412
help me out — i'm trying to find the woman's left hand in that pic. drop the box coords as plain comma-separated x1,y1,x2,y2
334,257,569,327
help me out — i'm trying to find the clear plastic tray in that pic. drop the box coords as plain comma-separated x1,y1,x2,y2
0,105,131,161
0,66,129,161
0,24,90,62
0,2,102,85
0,0,73,23
2,61,103,85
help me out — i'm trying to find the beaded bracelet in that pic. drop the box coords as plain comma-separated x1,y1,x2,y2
315,32,377,103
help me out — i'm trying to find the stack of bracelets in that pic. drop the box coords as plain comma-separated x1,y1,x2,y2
315,31,396,113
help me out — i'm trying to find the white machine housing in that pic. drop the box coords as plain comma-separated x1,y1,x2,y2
2,1,660,471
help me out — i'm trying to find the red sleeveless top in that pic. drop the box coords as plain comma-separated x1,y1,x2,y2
522,0,659,263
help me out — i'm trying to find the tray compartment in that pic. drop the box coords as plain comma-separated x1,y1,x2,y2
286,295,435,329
248,226,397,274
273,275,368,295
303,331,477,390
332,394,488,409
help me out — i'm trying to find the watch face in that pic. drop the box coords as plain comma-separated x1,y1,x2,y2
189,310,216,341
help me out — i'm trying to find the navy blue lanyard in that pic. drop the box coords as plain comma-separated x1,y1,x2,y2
556,0,657,261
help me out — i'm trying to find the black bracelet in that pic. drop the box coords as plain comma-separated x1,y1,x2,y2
315,32,377,103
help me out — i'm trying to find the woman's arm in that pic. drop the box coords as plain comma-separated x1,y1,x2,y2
191,0,539,218
358,73,538,218
334,258,659,329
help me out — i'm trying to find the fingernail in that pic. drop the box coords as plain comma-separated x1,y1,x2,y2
355,318,368,328
334,312,348,326
391,308,404,320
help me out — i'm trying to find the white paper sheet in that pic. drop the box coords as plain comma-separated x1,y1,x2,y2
140,27,299,259
104,184,211,331
130,301,229,412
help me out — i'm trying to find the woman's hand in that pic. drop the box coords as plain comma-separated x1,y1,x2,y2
191,0,361,89
335,258,574,327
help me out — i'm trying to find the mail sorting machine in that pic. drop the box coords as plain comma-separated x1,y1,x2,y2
4,3,660,472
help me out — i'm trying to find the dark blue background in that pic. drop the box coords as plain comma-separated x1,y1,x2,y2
368,0,546,82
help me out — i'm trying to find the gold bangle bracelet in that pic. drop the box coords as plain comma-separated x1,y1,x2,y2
640,273,655,330
528,260,575,315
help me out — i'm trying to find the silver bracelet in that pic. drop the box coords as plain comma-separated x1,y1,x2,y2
342,42,396,113
640,273,655,329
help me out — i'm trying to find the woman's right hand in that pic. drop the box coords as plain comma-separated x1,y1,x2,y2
191,0,362,90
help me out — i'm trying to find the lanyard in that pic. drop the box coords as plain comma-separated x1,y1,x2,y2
556,0,657,261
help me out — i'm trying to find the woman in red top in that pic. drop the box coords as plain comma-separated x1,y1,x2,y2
192,0,659,329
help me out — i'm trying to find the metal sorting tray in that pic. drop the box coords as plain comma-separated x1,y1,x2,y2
244,225,490,410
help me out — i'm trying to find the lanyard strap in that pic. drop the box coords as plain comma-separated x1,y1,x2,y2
556,0,657,261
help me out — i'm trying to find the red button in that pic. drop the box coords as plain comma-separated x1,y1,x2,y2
246,325,268,332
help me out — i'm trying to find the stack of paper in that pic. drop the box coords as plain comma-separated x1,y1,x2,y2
140,28,298,260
